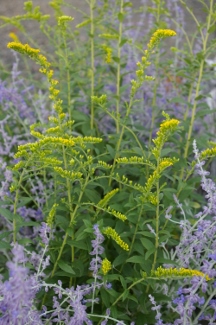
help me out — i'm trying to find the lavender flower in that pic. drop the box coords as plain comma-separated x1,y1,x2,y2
0,243,42,325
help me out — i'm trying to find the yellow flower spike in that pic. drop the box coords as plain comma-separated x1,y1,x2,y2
152,114,180,159
147,29,176,51
7,42,63,114
102,44,113,63
109,208,127,222
158,157,179,172
9,32,20,43
54,167,82,181
103,227,129,251
200,146,216,160
150,266,211,281
8,42,40,57
101,258,112,275
98,189,119,208
98,161,112,169
58,15,74,26
46,203,59,228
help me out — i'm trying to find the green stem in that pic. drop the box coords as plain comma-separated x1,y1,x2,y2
115,0,124,134
183,0,213,159
151,178,160,272
128,206,143,257
108,98,133,186
148,49,160,147
112,277,146,307
51,175,89,278
90,0,95,130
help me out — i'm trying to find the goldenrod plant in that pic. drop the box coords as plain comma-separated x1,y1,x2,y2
0,0,216,324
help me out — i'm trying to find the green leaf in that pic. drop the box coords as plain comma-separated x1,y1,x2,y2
17,197,32,208
208,24,216,33
67,239,88,250
145,247,156,260
127,293,138,303
84,188,100,203
140,238,154,250
106,144,115,158
123,2,132,7
119,38,128,47
118,12,125,22
0,231,12,240
122,289,129,301
0,241,11,249
119,275,127,289
113,252,128,267
100,288,111,307
58,260,76,275
0,208,17,222
72,260,84,276
126,256,144,264
112,56,120,64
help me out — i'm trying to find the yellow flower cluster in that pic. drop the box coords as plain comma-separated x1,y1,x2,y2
116,156,145,164
108,208,127,221
58,15,74,25
9,32,20,43
101,258,112,275
54,167,83,181
144,170,159,194
151,266,211,281
47,203,59,227
8,42,50,69
91,94,107,105
40,157,62,166
103,227,129,251
7,42,64,113
73,136,103,144
15,137,76,158
98,189,119,208
99,33,118,40
30,130,44,139
200,146,216,160
130,29,176,97
98,160,112,169
102,44,113,63
147,29,176,51
12,161,25,171
76,19,91,28
158,157,179,172
152,116,180,159
58,15,74,31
